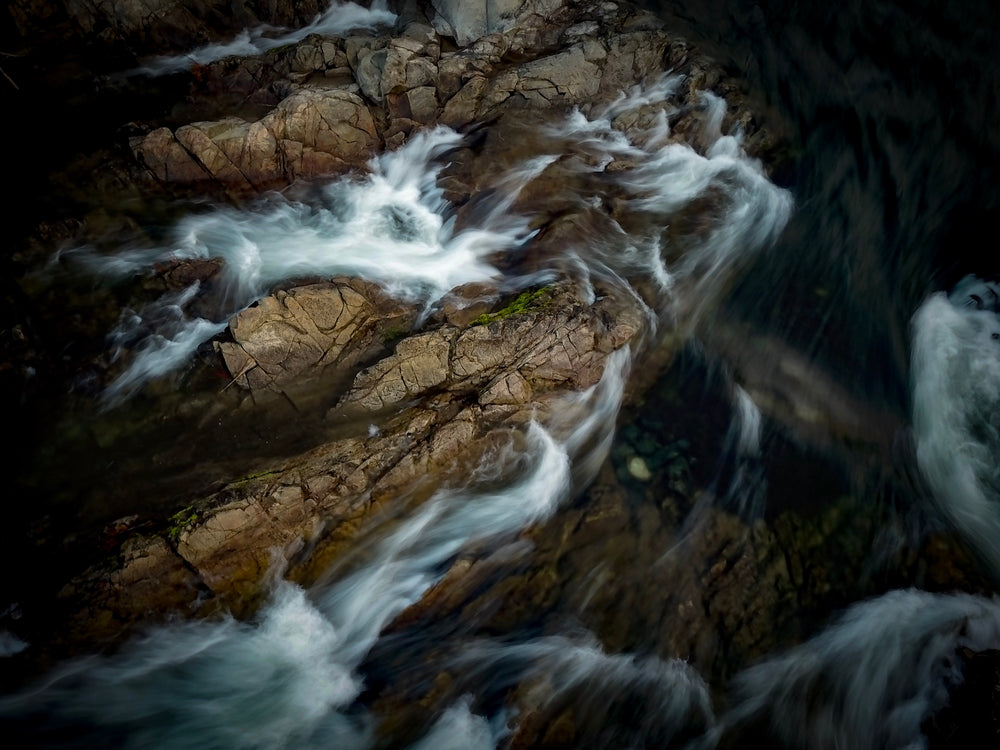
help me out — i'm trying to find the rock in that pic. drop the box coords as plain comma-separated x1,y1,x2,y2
339,283,643,413
134,127,211,184
516,43,603,105
439,75,490,128
626,455,652,480
133,88,379,189
436,282,501,328
214,280,416,393
599,31,672,95
263,87,380,172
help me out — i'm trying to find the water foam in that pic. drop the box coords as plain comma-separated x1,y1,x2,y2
716,589,1000,750
912,275,1000,575
1,584,369,749
70,126,539,402
540,74,794,320
454,634,715,748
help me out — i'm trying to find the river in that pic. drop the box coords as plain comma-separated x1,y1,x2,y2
2,0,1000,747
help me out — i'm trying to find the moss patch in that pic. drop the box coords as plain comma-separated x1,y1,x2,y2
166,506,199,541
472,287,552,326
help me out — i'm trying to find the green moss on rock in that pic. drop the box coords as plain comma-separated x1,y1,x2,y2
472,287,552,326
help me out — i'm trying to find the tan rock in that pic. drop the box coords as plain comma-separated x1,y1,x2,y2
515,44,603,105
346,330,454,411
134,88,379,189
215,281,416,392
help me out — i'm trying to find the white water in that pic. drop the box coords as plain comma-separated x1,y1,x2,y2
11,69,809,749
103,284,227,406
73,126,541,402
132,1,397,76
715,589,1000,750
453,634,715,748
912,275,1000,576
719,383,767,518
541,79,794,310
406,698,502,750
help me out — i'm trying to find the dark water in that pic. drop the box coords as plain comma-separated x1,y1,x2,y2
3,0,1000,747
645,0,1000,402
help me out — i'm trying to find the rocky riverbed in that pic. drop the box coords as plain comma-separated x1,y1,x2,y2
1,2,997,747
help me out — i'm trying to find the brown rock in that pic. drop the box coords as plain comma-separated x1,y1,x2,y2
215,281,415,393
133,88,379,189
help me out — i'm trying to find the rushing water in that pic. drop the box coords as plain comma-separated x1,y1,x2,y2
65,125,544,404
5,0,1000,747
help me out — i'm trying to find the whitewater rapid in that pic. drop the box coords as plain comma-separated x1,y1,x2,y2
912,275,1000,577
1,350,628,749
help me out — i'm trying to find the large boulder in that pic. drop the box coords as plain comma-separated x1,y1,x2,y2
429,0,566,46
133,88,380,189
214,280,415,393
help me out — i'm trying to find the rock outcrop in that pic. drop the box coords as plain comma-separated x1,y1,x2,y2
55,279,643,645
135,88,381,190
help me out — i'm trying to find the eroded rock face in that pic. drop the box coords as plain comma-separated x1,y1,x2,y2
133,88,380,190
338,285,640,412
215,280,414,393
429,0,565,46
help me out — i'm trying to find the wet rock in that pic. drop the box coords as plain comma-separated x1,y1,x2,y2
435,282,501,328
515,43,604,106
7,0,801,675
339,283,642,413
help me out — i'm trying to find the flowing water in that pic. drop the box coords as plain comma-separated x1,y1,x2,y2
4,0,1000,747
